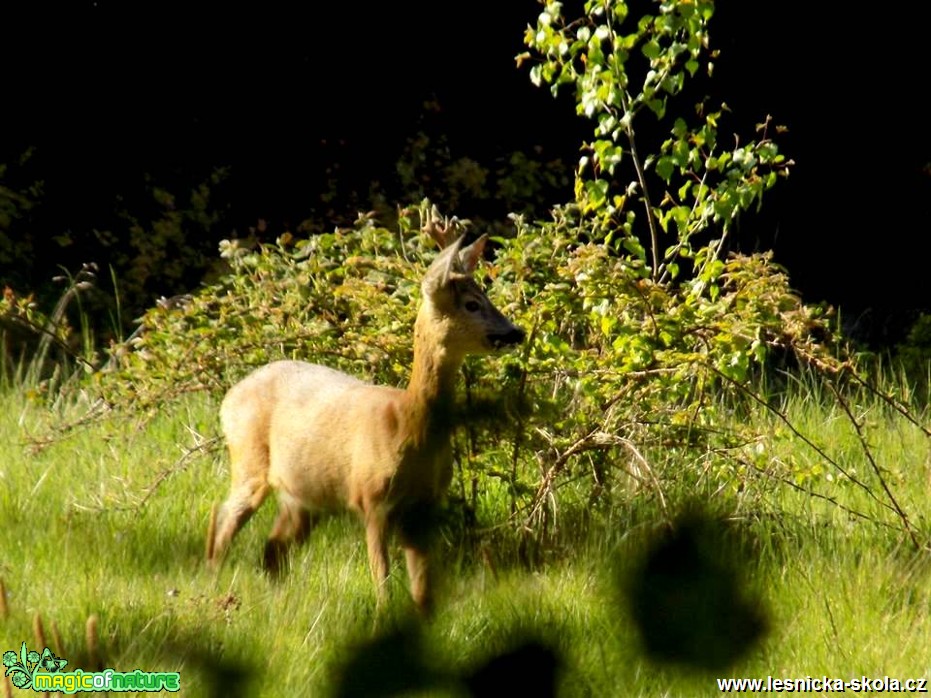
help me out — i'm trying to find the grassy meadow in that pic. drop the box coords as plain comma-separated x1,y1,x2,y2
1,372,930,697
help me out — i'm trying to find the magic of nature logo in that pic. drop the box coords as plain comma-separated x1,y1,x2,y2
3,642,180,693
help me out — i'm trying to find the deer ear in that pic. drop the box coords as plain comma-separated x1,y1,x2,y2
423,234,467,295
457,234,487,275
423,234,487,296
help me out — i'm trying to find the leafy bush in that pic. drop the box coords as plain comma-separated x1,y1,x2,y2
99,211,427,409
89,201,840,537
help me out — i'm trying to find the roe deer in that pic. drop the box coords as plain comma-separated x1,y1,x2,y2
206,215,524,614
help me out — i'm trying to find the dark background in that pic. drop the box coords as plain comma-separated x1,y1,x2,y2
2,1,929,344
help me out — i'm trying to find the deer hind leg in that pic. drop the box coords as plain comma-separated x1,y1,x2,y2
364,510,390,608
207,441,270,568
264,493,314,577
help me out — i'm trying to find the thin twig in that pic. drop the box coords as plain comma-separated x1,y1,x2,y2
509,319,538,516
526,429,666,527
619,89,661,279
844,366,931,438
827,382,922,549
616,436,667,513
705,363,898,517
736,456,897,531
73,436,222,513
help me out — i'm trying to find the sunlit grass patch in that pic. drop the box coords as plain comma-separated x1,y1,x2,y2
1,371,929,696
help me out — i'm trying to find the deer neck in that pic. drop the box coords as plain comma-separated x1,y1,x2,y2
402,310,461,439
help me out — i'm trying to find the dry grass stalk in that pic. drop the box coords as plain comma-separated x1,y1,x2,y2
33,612,46,649
86,614,101,671
0,578,8,619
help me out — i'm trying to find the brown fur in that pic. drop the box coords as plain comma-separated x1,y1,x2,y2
206,230,523,613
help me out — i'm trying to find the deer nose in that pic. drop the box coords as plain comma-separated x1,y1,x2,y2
489,326,525,348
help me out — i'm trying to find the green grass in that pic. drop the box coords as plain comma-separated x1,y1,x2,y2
1,380,930,697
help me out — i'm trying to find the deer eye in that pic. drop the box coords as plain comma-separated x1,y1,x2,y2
464,300,481,313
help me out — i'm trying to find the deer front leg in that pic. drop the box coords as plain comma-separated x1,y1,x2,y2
402,544,432,616
398,502,438,616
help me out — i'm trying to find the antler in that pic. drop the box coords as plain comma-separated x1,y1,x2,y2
420,203,470,250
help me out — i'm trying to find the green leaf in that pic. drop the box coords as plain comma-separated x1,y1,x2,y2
593,139,623,173
600,314,617,336
642,40,661,60
655,156,675,182
529,65,543,87
672,117,688,138
584,178,610,210
670,206,691,236
646,97,666,118
622,235,646,262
